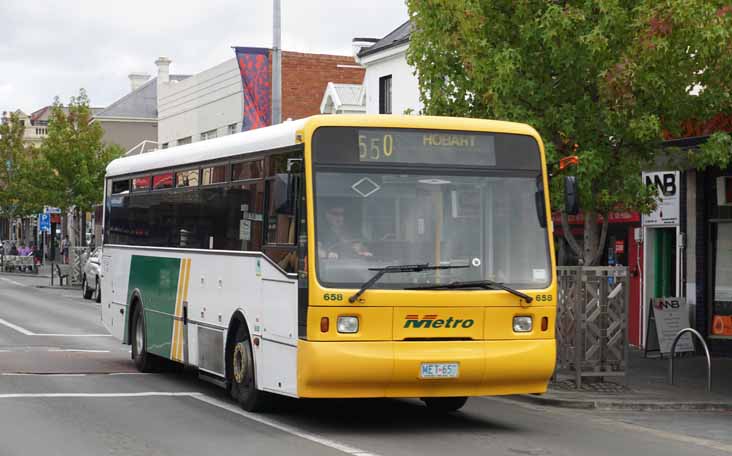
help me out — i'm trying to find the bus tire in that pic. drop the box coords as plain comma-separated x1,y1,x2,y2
131,305,156,372
422,396,468,412
229,324,267,412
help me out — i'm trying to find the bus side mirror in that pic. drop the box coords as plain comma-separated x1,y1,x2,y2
564,176,580,215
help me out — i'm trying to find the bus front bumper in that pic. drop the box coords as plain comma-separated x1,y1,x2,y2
296,339,555,398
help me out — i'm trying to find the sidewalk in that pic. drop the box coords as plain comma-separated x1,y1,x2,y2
0,263,78,289
512,349,732,411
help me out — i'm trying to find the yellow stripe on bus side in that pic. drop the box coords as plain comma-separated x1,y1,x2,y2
177,258,192,361
171,258,187,362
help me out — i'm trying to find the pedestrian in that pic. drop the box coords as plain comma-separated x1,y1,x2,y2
10,242,18,256
61,236,69,264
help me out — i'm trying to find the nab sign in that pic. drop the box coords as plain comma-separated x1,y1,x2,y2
642,171,680,227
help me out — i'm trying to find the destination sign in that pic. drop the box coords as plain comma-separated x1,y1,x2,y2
357,129,496,166
312,127,541,170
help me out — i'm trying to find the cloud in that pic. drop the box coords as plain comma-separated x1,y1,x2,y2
0,0,408,112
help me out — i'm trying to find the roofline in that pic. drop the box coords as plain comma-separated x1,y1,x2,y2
106,114,542,178
357,42,410,65
661,135,710,149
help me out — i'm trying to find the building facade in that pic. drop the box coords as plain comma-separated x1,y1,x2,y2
156,52,364,148
354,21,422,116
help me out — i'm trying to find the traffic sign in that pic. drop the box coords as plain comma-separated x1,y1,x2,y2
43,206,62,214
38,213,51,233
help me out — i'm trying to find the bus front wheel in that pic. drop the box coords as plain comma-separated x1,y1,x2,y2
422,396,468,412
131,306,155,372
229,325,267,412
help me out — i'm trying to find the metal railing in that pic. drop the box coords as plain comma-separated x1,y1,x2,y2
668,328,712,393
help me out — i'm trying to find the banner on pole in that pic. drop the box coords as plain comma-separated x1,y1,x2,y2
233,47,271,131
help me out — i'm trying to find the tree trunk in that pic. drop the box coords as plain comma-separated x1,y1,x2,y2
581,211,609,266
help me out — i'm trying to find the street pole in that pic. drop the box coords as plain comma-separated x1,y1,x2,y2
272,0,282,125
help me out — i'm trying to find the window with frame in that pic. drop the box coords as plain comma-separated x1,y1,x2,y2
228,123,238,135
264,151,301,246
132,176,151,191
111,179,130,194
178,136,192,146
200,129,218,141
176,169,199,187
232,160,263,181
153,172,174,190
379,75,392,114
201,165,227,185
162,143,169,149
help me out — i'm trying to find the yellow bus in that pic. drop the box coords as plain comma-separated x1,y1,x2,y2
101,115,556,412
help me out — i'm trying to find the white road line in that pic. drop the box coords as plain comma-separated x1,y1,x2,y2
192,394,381,456
1,373,88,377
0,392,200,399
0,317,34,335
0,316,111,337
0,277,26,287
0,391,381,456
47,349,110,353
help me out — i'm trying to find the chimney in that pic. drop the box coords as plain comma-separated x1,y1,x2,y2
128,73,151,92
155,57,172,84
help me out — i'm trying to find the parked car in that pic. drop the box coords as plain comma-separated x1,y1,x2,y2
82,248,101,303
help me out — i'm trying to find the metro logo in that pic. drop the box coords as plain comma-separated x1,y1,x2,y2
404,315,475,329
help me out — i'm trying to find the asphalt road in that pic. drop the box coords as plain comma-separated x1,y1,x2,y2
1,274,730,456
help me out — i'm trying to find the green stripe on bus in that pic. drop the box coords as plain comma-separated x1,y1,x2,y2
126,255,182,359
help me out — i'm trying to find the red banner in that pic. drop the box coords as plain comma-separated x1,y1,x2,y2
234,47,271,131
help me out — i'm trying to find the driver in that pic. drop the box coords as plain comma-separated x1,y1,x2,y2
318,205,372,259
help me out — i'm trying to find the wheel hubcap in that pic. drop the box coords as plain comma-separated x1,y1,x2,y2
233,342,247,383
135,315,143,357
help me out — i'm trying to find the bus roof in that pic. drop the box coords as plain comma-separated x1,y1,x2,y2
106,118,307,178
105,115,540,178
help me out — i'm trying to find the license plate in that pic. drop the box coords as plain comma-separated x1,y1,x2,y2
420,362,459,379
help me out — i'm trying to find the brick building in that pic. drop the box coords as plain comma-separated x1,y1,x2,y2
156,51,364,148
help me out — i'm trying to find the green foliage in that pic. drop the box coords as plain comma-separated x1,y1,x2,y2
407,0,732,217
691,131,732,169
0,112,44,217
32,89,124,212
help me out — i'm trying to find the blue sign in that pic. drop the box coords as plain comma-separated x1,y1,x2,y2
38,213,50,233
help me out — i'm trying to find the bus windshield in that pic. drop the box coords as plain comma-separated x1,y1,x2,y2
313,169,551,290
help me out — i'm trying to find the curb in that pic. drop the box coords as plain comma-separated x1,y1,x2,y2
509,394,732,412
35,285,80,290
0,272,51,279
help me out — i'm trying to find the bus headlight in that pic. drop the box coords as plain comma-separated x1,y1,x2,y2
513,316,533,333
337,316,359,334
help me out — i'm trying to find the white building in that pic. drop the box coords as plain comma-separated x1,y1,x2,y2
155,57,243,149
354,21,422,115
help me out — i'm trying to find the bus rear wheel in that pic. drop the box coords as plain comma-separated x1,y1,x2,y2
131,306,156,372
422,396,468,412
229,325,267,412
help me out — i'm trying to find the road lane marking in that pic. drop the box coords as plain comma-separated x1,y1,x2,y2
192,394,381,456
0,392,381,456
1,373,88,377
0,392,200,398
488,396,732,454
0,317,34,335
0,277,26,287
0,316,111,337
47,349,110,353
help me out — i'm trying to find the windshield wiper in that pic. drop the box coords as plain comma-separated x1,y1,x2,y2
348,263,469,303
405,280,533,303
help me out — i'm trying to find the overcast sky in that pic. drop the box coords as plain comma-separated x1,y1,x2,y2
0,0,408,114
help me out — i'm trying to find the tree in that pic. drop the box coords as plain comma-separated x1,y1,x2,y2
33,89,124,245
407,0,732,264
0,112,43,219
